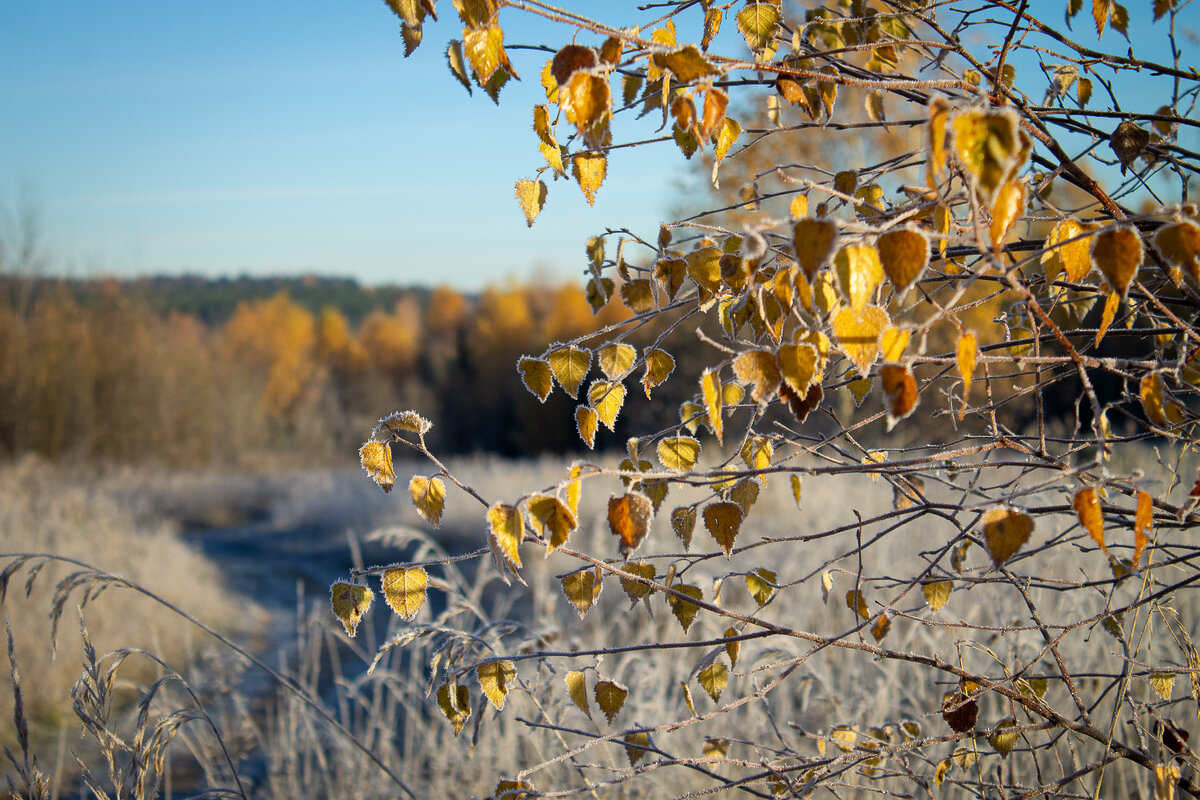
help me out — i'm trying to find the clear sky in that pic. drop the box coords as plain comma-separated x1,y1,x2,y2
1,2,1194,289
0,1,700,289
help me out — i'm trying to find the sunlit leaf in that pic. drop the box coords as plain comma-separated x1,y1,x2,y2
701,369,724,443
1154,220,1200,285
1134,490,1153,567
594,679,628,723
988,717,1019,758
359,441,396,493
526,494,578,551
408,475,446,527
331,581,373,637
832,305,889,374
732,350,782,404
517,356,553,402
989,179,1026,248
1073,487,1106,553
565,670,591,717
957,332,977,420
1150,671,1176,700
846,589,869,619
698,661,728,702
548,346,591,398
669,583,704,633
576,405,598,448
436,682,471,735
382,567,427,621
877,228,929,295
879,364,918,432
561,567,602,618
922,580,952,612
870,612,892,642
982,507,1034,567
477,659,517,710
589,380,627,431
488,502,524,569
514,179,548,227
671,506,697,549
658,434,702,471
746,568,777,605
618,562,656,605
736,2,781,51
792,218,838,280
641,348,676,397
609,492,654,556
1091,225,1143,298
704,501,743,558
572,150,607,205
597,343,637,380
652,44,719,83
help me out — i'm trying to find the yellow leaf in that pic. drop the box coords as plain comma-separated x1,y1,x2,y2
982,507,1034,567
652,44,719,83
1134,490,1152,567
575,405,598,448
741,435,773,473
987,717,1019,758
514,179,547,227
477,659,517,710
1154,220,1200,284
834,244,883,313
463,24,506,85
789,193,809,219
598,343,637,380
935,758,952,786
736,2,781,51
989,179,1026,248
922,580,952,612
494,780,535,800
722,380,745,406
565,670,591,717
1073,487,1106,553
548,346,591,398
879,364,919,432
526,494,578,551
686,246,724,295
330,581,373,638
671,506,697,549
704,501,743,558
359,440,396,493
846,589,869,619
382,567,427,621
865,89,885,122
517,356,553,402
609,492,654,556
703,736,730,759
880,326,910,362
1043,218,1098,283
832,305,889,374
681,681,696,716
572,150,607,206
658,434,702,471
701,369,724,443
436,682,472,736
586,275,614,311
562,70,612,147
1140,372,1178,429
641,348,675,398
732,349,782,404
1157,763,1181,800
623,731,651,766
408,475,447,527
712,116,742,173
1150,671,1175,700
1091,225,1143,298
927,97,950,185
619,279,655,314
778,342,820,394
376,409,433,437
730,479,759,517
589,380,626,431
561,568,602,618
790,475,802,507
848,374,873,407
488,502,524,568
957,332,977,419
746,568,777,605
792,218,839,281
619,562,656,605
951,107,1025,201
669,583,704,633
594,679,628,723
877,228,929,295
698,661,728,702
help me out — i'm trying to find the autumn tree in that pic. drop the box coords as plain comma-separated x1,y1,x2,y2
347,1,1200,798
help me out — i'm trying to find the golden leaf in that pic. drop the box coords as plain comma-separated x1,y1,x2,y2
927,97,950,185
561,568,602,618
848,374,874,407
987,717,1019,758
1154,220,1200,284
832,305,889,374
658,434,702,471
792,218,838,280
686,246,724,295
562,70,611,147
951,107,1027,200
741,435,773,473
834,244,884,313
733,350,782,404
777,342,819,395
746,568,777,605
376,409,433,437
1073,487,1106,553
359,441,396,493
671,506,697,549
863,450,888,482
565,670,591,718
870,612,892,642
791,474,802,507
880,364,918,432
698,661,728,702
877,228,929,295
723,627,740,667
517,356,553,402
669,583,704,633
548,346,591,398
408,475,446,527
526,495,578,551
1043,218,1097,283
589,380,627,431
712,116,742,174
736,2,781,51
598,343,637,380
487,502,524,568
922,580,952,612
1150,671,1175,701
549,43,597,85
681,682,696,716
704,501,743,558
382,567,427,621
957,331,977,419
436,682,472,735
594,679,628,724
572,150,607,205
722,380,745,406
880,327,910,362
623,732,651,766
789,193,809,219
982,507,1034,567
701,369,724,443
609,492,654,556
1141,372,1184,429
704,736,730,759
477,659,517,710
1091,225,1143,298
846,589,869,620
1134,490,1152,567
652,44,719,83
514,179,547,227
494,780,535,800
730,479,759,516
330,581,373,638
619,279,655,314
575,405,598,448
619,562,657,605
989,179,1026,248
641,348,676,398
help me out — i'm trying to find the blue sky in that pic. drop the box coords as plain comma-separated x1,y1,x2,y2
1,2,1195,289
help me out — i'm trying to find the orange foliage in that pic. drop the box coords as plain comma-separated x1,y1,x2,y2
222,293,318,422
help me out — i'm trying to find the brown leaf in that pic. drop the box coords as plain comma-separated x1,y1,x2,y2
982,507,1034,567
877,228,929,294
703,501,743,558
1091,225,1143,298
609,492,654,556
1110,120,1150,172
879,364,918,432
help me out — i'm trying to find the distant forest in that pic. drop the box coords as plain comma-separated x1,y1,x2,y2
0,274,714,466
